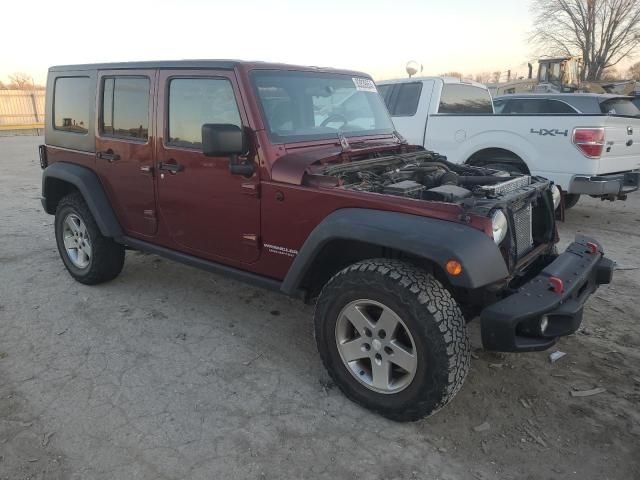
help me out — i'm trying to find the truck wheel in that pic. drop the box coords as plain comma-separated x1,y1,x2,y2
314,259,470,421
54,192,125,285
564,194,580,209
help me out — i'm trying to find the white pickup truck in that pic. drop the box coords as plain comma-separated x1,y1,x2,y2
377,77,640,208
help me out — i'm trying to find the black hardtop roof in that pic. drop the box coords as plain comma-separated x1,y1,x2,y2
48,59,370,77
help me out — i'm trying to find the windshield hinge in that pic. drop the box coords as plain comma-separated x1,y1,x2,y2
337,131,351,153
393,130,408,145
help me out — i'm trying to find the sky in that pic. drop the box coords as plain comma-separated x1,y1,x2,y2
0,0,620,85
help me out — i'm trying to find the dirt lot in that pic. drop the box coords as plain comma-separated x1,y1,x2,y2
0,135,638,480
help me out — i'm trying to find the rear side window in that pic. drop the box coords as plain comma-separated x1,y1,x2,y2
393,83,423,116
101,77,150,140
53,77,90,134
168,78,241,148
379,83,423,116
600,98,640,116
438,84,493,114
377,84,393,105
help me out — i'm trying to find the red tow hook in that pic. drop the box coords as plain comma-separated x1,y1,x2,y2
586,242,599,254
549,276,564,294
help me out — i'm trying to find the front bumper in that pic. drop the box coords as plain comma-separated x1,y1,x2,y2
569,170,640,197
480,236,614,352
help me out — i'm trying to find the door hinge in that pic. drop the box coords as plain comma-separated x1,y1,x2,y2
242,234,259,247
241,183,260,197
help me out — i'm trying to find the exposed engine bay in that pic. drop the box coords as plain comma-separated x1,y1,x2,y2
319,150,532,204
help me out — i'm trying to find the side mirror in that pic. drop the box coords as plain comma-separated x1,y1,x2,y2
202,123,247,156
201,123,254,177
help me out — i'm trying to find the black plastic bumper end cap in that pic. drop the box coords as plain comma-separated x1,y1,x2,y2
596,257,615,285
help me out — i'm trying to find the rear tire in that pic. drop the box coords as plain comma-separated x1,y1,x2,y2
314,259,470,421
564,193,581,209
54,192,125,285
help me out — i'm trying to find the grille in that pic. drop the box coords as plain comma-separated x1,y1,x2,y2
512,200,533,257
481,175,531,196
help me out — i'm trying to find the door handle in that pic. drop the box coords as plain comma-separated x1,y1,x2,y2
96,150,120,162
157,161,184,173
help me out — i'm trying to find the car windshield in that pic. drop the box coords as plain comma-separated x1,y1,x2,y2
252,70,395,143
600,98,640,117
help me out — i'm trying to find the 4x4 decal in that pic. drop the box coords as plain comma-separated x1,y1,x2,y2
530,128,569,137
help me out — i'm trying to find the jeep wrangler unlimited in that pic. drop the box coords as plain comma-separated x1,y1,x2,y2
40,61,614,421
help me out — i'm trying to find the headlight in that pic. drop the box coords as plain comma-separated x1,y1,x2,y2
491,210,508,245
551,185,561,209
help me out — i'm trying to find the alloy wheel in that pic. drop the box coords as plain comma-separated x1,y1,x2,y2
62,213,92,269
335,299,418,394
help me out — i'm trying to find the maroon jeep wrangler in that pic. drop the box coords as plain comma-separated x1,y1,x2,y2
40,60,613,421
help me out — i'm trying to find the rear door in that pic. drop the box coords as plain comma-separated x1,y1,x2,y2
155,70,260,264
95,70,157,237
380,80,434,145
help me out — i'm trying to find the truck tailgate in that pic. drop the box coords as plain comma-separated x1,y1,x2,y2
600,116,640,174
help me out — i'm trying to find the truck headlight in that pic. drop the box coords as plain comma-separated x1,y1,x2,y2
551,185,561,209
491,210,508,245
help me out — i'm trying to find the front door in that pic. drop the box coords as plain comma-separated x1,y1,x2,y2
95,70,157,237
155,70,260,264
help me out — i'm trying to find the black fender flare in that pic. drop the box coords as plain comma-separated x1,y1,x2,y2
41,162,122,238
281,208,508,293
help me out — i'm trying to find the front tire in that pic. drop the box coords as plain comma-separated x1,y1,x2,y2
54,192,125,285
314,259,470,421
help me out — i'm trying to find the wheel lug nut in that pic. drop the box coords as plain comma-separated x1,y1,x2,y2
384,346,393,355
364,328,372,338
378,329,386,339
362,343,371,352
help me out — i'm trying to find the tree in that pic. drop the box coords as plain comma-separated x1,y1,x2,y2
491,71,502,83
530,0,640,81
8,72,34,90
441,71,464,79
475,72,492,83
629,61,640,79
601,67,622,80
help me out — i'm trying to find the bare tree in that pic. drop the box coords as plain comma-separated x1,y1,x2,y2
440,71,464,79
601,67,622,80
530,0,640,81
0,80,5,90
8,72,34,90
629,61,640,79
491,71,502,83
475,72,492,83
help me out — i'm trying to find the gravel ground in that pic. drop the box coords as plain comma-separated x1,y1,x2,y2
1,135,638,480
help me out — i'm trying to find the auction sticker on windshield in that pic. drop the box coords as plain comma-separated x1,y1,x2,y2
353,77,377,93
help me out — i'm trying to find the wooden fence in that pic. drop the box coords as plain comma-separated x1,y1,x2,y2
0,90,45,132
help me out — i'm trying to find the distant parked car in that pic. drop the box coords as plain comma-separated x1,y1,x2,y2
494,93,640,117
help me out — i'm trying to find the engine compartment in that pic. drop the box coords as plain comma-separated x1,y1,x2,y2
318,150,521,203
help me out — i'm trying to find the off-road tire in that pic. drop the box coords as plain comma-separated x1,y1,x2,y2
564,193,580,209
54,192,125,285
314,259,470,421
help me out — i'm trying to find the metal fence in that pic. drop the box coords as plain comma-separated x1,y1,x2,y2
0,90,45,134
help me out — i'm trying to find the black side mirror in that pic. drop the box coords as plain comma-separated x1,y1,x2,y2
202,123,247,156
201,123,254,177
